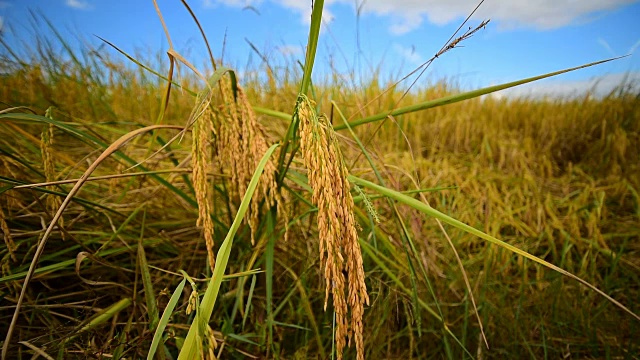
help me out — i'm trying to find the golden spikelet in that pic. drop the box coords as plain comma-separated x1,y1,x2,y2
204,324,218,360
296,94,369,360
41,117,64,239
212,76,285,244
0,206,16,262
191,94,216,272
190,72,286,274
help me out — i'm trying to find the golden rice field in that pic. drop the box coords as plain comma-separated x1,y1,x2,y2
1,5,639,360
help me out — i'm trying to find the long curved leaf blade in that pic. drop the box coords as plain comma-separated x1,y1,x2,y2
177,143,280,360
147,278,187,360
335,56,627,130
349,175,640,323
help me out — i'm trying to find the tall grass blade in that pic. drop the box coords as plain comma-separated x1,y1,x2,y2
335,56,628,130
265,210,276,353
350,175,640,322
276,0,325,183
138,210,159,331
147,278,187,360
177,143,280,360
300,0,324,95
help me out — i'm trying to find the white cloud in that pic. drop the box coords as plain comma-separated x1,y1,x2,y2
65,0,91,10
264,0,635,34
389,13,423,35
393,43,422,65
274,0,334,24
203,0,262,8
205,0,636,37
205,0,334,25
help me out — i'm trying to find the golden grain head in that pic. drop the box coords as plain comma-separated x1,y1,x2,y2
296,94,368,360
213,76,286,245
191,94,216,272
41,121,65,239
0,207,17,263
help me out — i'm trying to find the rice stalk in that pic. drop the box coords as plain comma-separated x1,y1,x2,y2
0,206,16,262
191,93,216,272
41,111,65,239
296,94,369,360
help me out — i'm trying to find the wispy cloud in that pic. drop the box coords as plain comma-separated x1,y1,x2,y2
357,0,636,32
260,0,636,35
393,43,422,65
205,0,335,25
597,37,616,57
389,13,422,35
598,37,640,57
204,0,636,40
203,0,262,8
596,37,640,58
66,0,91,10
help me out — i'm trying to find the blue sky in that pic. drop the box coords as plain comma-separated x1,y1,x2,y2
1,0,639,97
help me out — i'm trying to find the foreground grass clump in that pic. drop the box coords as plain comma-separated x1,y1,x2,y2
1,7,640,359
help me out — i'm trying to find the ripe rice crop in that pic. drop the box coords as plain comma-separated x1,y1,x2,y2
1,3,639,359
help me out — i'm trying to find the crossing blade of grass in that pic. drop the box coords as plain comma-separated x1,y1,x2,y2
147,278,187,360
0,175,124,216
265,210,276,354
1,124,183,360
112,312,134,360
95,36,196,96
18,341,55,360
253,106,290,121
177,143,279,360
78,297,133,335
177,0,216,70
57,297,132,358
242,274,257,331
0,113,198,208
334,56,629,130
138,210,159,332
349,175,640,323
0,238,164,283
